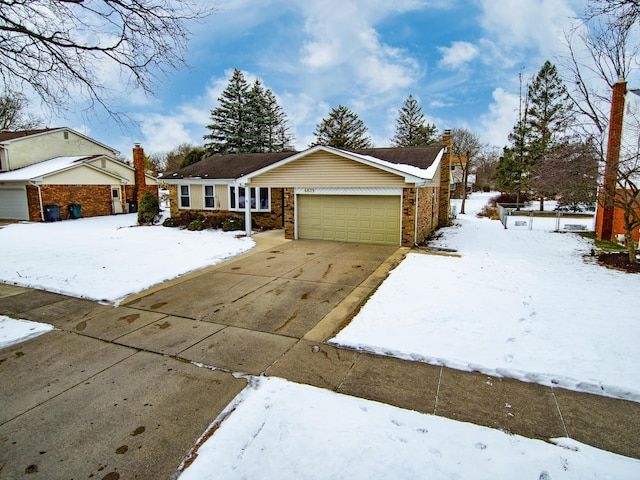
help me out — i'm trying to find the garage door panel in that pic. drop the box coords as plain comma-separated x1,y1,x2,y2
298,195,400,245
0,188,29,220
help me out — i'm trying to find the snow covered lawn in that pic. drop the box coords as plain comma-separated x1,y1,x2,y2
178,377,640,479
0,213,254,303
0,315,53,348
332,192,640,402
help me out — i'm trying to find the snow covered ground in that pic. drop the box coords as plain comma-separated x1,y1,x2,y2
0,213,254,303
0,315,53,348
178,377,640,479
332,192,640,402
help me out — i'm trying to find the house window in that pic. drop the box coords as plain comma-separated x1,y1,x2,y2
204,185,216,209
179,185,190,208
63,131,69,140
451,165,456,170
229,186,270,211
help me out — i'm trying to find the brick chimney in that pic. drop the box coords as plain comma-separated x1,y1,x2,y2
132,143,146,204
438,129,453,227
597,79,626,241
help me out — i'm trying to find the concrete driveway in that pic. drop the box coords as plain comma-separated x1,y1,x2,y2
0,236,405,479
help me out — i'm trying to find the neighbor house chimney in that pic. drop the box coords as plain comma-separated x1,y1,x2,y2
598,79,626,241
438,129,453,227
132,143,146,204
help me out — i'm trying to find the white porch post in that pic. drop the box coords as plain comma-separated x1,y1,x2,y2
244,185,252,237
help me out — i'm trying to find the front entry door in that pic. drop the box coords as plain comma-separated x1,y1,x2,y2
112,187,123,214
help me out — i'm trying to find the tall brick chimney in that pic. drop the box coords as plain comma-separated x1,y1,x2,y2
438,129,453,227
598,79,626,241
132,143,146,204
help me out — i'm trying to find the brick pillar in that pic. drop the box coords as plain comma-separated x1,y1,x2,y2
132,143,146,204
438,129,452,227
598,79,626,241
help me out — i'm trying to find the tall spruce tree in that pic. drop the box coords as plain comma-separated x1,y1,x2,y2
391,95,438,146
311,105,373,149
526,61,573,209
204,69,251,154
204,70,294,154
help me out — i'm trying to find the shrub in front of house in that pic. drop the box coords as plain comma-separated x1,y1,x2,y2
187,218,204,231
162,217,176,227
222,217,244,231
138,192,160,225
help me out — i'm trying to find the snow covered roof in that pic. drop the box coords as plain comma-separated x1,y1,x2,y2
0,155,125,182
348,150,442,181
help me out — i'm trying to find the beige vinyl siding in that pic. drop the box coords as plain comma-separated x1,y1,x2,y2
249,151,407,188
42,166,121,185
189,184,204,210
216,184,229,210
297,195,401,245
8,131,115,170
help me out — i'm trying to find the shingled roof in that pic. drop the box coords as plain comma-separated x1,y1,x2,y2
161,145,445,180
0,128,60,142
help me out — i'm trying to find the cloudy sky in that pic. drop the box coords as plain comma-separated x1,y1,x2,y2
54,0,594,160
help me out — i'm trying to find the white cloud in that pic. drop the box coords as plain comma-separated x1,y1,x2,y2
479,87,520,147
438,41,480,69
477,0,582,58
297,0,423,98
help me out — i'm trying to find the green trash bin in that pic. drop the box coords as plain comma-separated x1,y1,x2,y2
68,204,82,219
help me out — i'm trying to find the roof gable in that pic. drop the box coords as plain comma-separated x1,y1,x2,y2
162,145,444,184
0,155,127,182
0,127,119,155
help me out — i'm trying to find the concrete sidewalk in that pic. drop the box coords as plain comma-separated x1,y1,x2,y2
1,233,639,478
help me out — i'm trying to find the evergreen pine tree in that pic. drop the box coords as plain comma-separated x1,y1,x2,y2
203,70,294,154
391,95,438,146
263,89,294,152
204,69,251,154
525,60,574,209
311,105,373,149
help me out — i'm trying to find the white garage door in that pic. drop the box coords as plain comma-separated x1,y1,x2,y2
0,188,29,220
297,195,401,245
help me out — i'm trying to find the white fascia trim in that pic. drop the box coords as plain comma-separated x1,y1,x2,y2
294,187,403,196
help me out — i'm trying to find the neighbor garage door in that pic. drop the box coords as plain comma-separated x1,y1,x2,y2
297,195,401,245
0,188,29,220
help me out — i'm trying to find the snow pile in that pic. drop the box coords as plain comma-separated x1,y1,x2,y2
178,377,640,480
332,192,640,402
0,213,255,303
0,315,53,348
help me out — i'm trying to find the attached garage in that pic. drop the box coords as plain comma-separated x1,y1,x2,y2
297,193,401,245
0,187,29,220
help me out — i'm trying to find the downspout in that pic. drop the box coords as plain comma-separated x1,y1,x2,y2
414,186,419,246
243,185,252,237
29,181,44,221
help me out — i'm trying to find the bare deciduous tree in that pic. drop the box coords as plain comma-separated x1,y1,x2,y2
560,4,640,261
450,128,482,214
0,0,214,119
0,91,41,130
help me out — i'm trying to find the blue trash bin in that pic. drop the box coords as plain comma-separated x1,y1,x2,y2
44,205,61,222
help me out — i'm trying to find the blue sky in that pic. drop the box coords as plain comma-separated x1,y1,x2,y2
53,0,592,161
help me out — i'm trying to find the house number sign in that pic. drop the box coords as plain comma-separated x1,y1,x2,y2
304,188,315,193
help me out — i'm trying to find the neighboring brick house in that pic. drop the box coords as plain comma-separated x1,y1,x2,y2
161,132,453,247
450,152,475,199
0,128,158,221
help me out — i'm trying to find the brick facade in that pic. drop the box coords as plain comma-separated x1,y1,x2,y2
438,130,452,227
401,188,416,247
168,186,285,230
595,189,640,244
284,187,295,239
416,186,439,243
29,184,113,221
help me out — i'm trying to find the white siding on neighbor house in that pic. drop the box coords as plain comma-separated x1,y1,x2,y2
0,186,29,220
248,151,409,188
41,166,121,185
7,131,116,170
86,158,159,185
